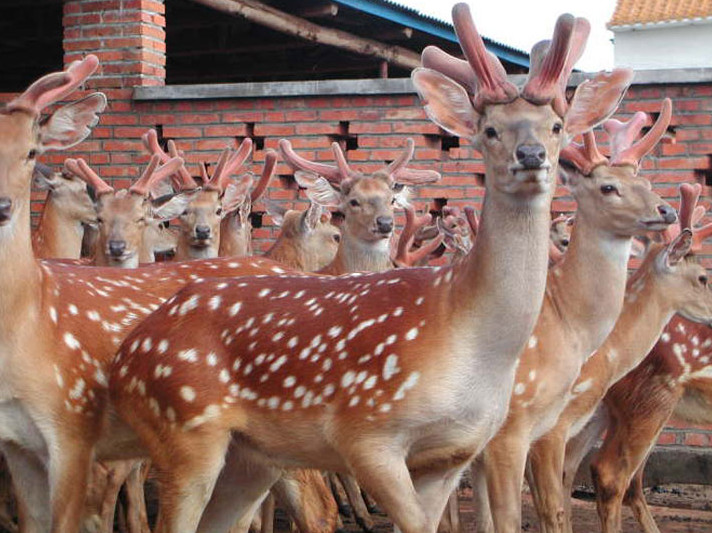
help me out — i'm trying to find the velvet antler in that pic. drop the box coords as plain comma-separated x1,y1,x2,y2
141,129,199,190
393,204,444,267
559,131,607,175
661,182,712,252
204,138,253,193
64,158,114,196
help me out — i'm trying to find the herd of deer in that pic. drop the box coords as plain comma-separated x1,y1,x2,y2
0,3,711,533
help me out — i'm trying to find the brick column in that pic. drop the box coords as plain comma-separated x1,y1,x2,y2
63,0,166,89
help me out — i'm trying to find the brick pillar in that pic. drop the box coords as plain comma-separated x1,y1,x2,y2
63,0,166,89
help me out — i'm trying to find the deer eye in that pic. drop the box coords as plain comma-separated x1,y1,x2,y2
600,185,618,195
552,123,563,134
216,207,223,216
349,199,360,207
27,149,37,160
484,127,498,140
333,234,341,243
699,275,708,285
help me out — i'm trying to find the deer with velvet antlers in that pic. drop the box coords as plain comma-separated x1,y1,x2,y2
0,55,334,533
525,182,712,533
107,5,632,532
472,98,677,533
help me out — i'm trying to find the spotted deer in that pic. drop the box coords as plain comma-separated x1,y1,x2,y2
107,6,633,532
280,137,440,275
31,162,99,259
0,56,317,533
591,312,712,533
262,199,341,272
471,99,677,533
525,182,712,533
142,129,275,259
64,155,195,267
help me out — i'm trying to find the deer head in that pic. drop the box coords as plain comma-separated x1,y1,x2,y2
280,138,440,256
0,55,105,232
559,99,676,238
33,162,97,227
65,155,193,267
549,213,573,253
264,199,341,272
412,4,633,204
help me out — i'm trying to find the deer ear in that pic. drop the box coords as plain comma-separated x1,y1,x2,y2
302,202,323,232
150,191,198,221
32,163,58,190
658,228,693,271
412,68,479,140
565,69,633,138
264,198,287,227
39,93,107,152
557,160,585,188
294,171,342,208
221,174,254,217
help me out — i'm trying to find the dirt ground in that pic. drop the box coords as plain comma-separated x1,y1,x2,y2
290,484,712,533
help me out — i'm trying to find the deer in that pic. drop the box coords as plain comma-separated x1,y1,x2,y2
31,162,99,260
106,5,633,532
262,199,341,273
525,182,712,533
0,55,345,533
591,312,712,533
142,129,275,260
471,98,677,533
64,155,196,267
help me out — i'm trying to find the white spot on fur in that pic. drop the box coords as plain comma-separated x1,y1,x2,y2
383,354,400,380
180,386,196,402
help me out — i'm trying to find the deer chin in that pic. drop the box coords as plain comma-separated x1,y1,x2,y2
640,219,672,231
105,252,138,268
189,238,214,249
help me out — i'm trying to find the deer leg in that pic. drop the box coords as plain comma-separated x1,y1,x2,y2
195,443,281,533
328,473,352,517
338,473,375,532
482,435,528,533
408,463,467,533
1,443,49,533
124,461,151,533
624,467,660,533
344,447,430,533
259,493,274,533
361,488,379,514
470,455,494,533
526,433,567,533
271,470,338,533
436,491,462,533
153,431,231,533
47,441,95,533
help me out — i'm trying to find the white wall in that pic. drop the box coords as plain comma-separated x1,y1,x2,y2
613,22,712,69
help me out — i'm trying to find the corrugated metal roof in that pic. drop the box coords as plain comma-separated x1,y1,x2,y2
332,0,530,67
609,0,712,28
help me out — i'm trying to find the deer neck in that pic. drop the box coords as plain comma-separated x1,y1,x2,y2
546,214,631,354
0,198,42,324
32,195,84,259
451,188,552,369
219,216,251,257
327,232,393,274
602,268,674,383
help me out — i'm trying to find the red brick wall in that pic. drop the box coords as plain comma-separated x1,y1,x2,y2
2,0,712,455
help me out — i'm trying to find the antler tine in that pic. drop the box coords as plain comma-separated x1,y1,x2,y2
206,149,231,191
279,139,344,184
421,46,477,95
451,3,518,111
394,204,443,267
610,98,672,169
250,149,278,202
559,131,607,175
64,157,114,196
331,142,357,179
679,182,702,231
387,138,415,176
200,162,210,184
463,205,479,237
166,140,200,190
522,14,576,108
7,55,100,115
211,138,253,192
553,18,591,115
604,112,647,159
129,154,161,195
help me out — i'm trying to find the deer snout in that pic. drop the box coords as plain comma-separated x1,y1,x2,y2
108,240,127,257
195,225,212,240
515,143,547,170
657,204,677,225
376,216,394,235
0,197,11,223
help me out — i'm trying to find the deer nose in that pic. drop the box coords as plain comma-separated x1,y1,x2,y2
108,240,127,257
515,144,546,169
376,216,394,234
195,225,211,240
657,204,677,224
0,197,11,222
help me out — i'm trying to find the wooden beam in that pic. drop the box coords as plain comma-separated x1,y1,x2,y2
188,0,420,70
299,3,339,18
